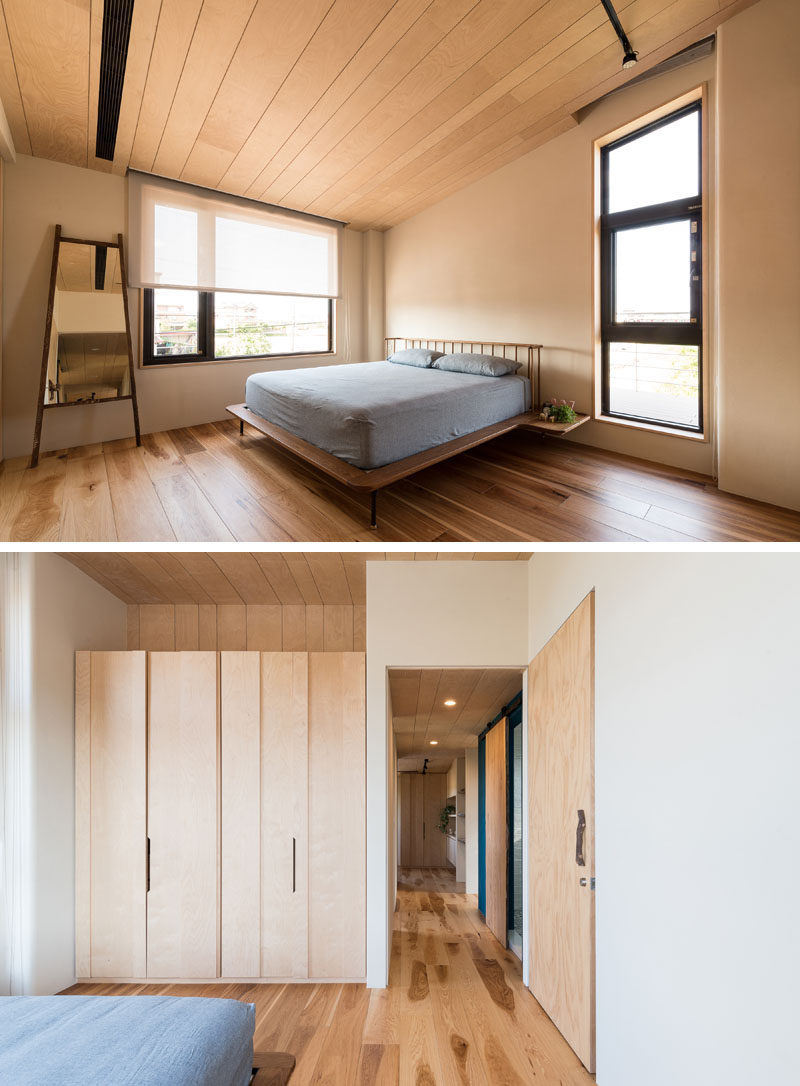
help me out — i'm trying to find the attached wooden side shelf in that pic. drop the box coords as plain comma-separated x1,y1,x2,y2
520,411,591,435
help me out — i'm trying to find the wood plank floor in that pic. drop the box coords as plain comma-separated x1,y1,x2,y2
3,420,798,542
63,867,594,1085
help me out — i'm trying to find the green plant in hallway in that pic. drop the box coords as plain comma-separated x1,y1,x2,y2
438,804,455,834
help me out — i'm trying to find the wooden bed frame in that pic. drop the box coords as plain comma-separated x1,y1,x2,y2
227,337,588,529
252,1048,295,1084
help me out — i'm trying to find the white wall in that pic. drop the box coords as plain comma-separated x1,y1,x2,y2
365,558,528,987
527,551,799,1086
1,154,366,458
0,554,126,995
716,0,800,511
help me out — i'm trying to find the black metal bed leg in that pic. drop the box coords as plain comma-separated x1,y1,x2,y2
239,418,244,435
370,491,378,530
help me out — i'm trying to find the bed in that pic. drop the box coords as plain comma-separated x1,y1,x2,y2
227,337,545,529
0,995,265,1085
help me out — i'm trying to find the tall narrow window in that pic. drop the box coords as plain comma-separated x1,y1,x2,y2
601,101,703,432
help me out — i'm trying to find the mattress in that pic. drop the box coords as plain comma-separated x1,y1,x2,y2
0,996,255,1086
245,359,531,470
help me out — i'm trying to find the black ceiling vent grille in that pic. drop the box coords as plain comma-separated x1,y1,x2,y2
96,0,135,162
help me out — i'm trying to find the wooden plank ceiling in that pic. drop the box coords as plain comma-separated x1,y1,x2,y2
391,666,522,771
0,0,756,230
59,551,532,605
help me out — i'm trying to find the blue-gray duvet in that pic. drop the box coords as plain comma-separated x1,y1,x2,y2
0,995,255,1085
245,360,531,470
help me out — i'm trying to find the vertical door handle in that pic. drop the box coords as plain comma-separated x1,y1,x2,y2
146,837,151,892
292,837,296,893
575,810,586,867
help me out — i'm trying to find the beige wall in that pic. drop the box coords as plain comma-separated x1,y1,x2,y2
363,228,386,360
128,601,365,653
1,154,366,459
55,289,126,333
384,0,800,507
385,53,717,477
716,0,800,511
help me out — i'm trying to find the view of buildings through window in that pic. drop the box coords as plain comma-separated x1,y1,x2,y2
151,288,331,360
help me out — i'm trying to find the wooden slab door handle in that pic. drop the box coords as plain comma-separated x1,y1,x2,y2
575,810,586,867
292,837,296,893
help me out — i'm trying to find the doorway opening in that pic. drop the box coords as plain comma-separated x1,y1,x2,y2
390,666,523,923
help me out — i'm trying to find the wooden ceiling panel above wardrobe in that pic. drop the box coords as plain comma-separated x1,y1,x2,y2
60,551,532,605
1,0,755,228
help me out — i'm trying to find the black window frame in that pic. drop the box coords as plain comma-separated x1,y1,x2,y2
600,100,703,434
141,288,335,366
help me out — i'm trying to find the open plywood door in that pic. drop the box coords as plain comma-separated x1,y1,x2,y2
529,593,595,1072
485,717,508,945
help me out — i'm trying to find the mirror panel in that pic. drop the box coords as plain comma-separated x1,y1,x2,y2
47,332,131,405
45,242,128,406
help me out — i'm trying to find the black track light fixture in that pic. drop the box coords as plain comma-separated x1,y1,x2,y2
599,0,639,69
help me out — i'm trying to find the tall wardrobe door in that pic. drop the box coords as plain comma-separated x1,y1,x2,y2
308,652,366,979
398,773,412,866
409,774,424,866
220,652,261,978
260,652,309,978
147,652,218,979
75,651,146,979
423,775,447,867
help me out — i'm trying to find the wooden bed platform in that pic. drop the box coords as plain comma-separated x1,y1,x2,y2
252,1049,295,1084
226,338,589,529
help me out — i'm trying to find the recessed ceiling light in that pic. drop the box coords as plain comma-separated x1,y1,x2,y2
444,698,456,707
429,740,438,745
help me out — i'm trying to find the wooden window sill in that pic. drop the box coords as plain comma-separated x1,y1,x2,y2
594,413,707,442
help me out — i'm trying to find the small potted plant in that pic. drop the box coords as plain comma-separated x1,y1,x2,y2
542,398,577,425
438,804,455,835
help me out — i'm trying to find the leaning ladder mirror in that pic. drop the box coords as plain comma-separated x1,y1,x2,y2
31,224,141,467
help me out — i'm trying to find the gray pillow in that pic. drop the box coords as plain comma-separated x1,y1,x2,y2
387,347,443,368
433,352,523,377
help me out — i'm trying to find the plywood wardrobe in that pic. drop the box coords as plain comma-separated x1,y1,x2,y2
75,650,365,982
398,773,447,867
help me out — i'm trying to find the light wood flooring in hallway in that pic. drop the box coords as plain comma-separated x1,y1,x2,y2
63,865,594,1084
4,418,799,541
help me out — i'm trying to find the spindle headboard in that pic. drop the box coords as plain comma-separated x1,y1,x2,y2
384,337,542,403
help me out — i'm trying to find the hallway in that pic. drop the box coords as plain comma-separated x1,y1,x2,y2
383,865,594,1084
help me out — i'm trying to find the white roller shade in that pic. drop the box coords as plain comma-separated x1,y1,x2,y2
128,171,341,298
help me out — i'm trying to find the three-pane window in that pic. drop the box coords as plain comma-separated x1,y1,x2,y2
601,101,703,433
